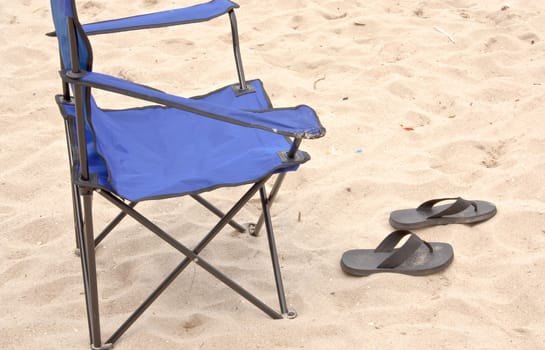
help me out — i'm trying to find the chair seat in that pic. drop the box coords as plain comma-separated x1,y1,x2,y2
67,80,306,201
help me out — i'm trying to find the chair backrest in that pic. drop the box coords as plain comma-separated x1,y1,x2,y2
50,0,92,72
51,0,112,187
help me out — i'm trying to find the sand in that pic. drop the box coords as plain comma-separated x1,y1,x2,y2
1,0,545,349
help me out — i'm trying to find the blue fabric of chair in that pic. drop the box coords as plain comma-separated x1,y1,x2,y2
51,0,324,202
59,79,314,201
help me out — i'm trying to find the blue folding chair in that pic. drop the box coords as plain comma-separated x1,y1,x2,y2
49,0,325,348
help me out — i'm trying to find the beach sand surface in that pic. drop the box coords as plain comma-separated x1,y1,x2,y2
1,0,545,349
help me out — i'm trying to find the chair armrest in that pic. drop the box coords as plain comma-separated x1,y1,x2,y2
82,0,239,35
61,71,326,139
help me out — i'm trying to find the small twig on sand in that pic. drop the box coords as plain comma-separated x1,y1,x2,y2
433,26,456,43
313,76,326,90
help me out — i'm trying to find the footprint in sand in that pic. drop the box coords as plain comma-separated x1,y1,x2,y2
182,313,208,331
476,141,507,169
518,32,540,45
430,139,514,173
486,10,520,26
483,35,521,52
81,1,105,11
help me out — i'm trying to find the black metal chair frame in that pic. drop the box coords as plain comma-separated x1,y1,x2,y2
57,7,299,349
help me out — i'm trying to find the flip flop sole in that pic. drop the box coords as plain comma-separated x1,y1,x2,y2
389,200,497,230
341,242,453,276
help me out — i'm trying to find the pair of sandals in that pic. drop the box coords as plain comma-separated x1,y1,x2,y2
341,197,497,276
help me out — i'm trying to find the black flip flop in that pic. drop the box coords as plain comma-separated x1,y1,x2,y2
341,230,453,276
389,197,497,230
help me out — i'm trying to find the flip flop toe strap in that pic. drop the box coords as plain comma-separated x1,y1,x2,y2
417,197,477,219
375,230,433,269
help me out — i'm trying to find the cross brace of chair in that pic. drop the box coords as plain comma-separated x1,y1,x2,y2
81,179,286,253
74,175,293,349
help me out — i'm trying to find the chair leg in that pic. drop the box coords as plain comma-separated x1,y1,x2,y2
72,179,291,346
97,180,283,344
78,190,111,350
71,186,93,340
259,186,293,317
251,173,286,236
